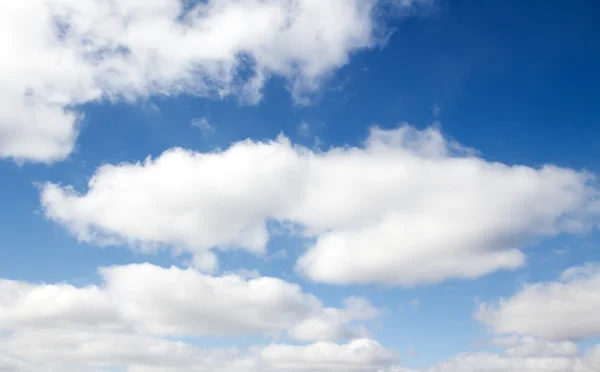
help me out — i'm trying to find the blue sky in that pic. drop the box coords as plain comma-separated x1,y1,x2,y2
1,1,600,371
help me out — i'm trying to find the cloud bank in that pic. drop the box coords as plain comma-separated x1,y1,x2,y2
41,125,600,286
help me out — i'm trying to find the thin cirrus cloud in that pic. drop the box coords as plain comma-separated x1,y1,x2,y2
41,125,600,286
0,0,432,164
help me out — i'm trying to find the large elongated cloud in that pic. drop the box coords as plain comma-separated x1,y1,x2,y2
0,333,399,372
1,0,423,163
0,263,375,341
41,125,600,286
0,263,393,371
476,264,600,341
4,329,597,372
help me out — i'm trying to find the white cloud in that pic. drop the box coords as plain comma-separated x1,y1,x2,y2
492,336,580,358
392,263,600,372
258,339,399,371
0,330,231,370
1,0,420,163
408,351,597,372
0,279,122,332
585,345,600,370
191,117,215,137
9,330,600,372
41,125,600,286
289,297,380,341
2,266,600,372
3,247,599,372
0,263,375,342
0,355,37,372
0,330,398,372
0,263,394,371
0,272,390,372
476,264,600,341
385,342,600,372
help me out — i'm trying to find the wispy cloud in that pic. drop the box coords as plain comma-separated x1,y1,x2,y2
191,117,215,137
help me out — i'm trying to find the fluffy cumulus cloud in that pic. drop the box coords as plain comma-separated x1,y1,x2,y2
0,331,399,372
476,264,600,341
0,0,419,163
41,125,600,286
0,263,375,341
6,318,599,372
3,262,600,372
257,339,399,372
289,297,380,341
0,262,395,371
383,263,600,372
